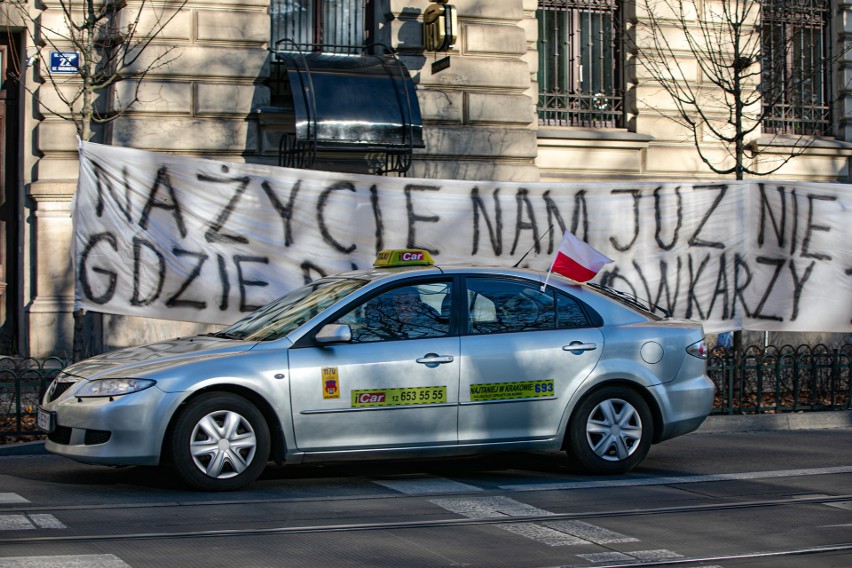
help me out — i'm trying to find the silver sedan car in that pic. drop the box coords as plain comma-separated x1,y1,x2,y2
39,250,714,491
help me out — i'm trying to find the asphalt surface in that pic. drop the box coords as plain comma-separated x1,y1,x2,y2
1,420,851,568
3,409,850,457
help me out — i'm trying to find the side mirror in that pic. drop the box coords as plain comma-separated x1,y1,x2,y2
315,324,352,344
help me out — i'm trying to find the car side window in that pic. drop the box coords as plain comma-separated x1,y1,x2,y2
465,278,555,334
465,278,591,334
556,292,591,329
335,282,451,342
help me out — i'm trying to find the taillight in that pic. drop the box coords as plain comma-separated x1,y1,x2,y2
686,338,708,359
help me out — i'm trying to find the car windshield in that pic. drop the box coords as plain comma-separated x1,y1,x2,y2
215,277,368,341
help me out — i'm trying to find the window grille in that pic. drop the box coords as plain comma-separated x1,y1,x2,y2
269,0,369,106
271,0,367,54
761,0,831,136
537,0,624,128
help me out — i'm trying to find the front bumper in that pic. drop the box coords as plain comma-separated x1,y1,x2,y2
41,385,184,466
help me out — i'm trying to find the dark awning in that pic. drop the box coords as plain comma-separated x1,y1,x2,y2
275,51,424,159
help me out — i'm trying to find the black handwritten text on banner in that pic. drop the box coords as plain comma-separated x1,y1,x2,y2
73,142,852,333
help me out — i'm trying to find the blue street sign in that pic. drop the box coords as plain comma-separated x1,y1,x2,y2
49,51,80,74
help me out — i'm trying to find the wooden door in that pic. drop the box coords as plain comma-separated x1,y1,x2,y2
0,36,21,354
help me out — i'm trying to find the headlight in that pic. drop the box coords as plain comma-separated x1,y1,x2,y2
74,378,156,398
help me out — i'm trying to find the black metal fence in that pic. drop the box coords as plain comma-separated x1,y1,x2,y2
1,345,850,440
709,344,851,414
0,357,67,439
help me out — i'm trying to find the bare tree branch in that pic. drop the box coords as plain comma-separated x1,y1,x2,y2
631,0,840,179
6,0,187,140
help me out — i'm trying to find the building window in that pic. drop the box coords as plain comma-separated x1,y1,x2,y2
269,0,370,106
271,0,368,53
761,0,831,136
537,0,624,128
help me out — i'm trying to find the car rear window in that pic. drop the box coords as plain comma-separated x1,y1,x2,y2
587,283,665,320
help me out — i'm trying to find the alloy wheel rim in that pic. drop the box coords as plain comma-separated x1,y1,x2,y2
189,410,258,479
585,398,643,462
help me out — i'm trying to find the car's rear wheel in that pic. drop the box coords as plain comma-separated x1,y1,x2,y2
567,386,652,474
170,392,270,491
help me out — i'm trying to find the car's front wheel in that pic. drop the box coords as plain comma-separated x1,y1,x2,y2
567,386,652,474
170,392,270,491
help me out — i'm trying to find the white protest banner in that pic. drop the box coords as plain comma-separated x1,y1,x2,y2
73,141,852,333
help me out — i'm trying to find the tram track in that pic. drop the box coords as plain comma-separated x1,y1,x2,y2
4,464,851,516
1,492,849,546
582,542,852,567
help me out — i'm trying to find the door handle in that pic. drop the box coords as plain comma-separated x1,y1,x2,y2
563,342,597,354
416,353,454,367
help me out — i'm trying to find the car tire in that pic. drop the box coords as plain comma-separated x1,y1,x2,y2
170,392,270,491
567,386,652,474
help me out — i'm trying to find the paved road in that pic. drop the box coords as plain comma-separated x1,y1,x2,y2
0,421,851,568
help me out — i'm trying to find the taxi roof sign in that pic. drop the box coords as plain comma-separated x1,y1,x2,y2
373,249,435,268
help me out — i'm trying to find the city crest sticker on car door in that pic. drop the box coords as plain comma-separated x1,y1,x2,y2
322,367,340,399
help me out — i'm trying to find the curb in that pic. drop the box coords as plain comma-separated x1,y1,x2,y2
697,410,852,434
0,440,47,456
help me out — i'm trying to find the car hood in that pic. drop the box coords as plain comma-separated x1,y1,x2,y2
60,336,256,380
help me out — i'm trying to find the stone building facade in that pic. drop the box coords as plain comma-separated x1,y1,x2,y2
0,0,850,357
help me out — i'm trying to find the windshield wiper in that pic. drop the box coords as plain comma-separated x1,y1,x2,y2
207,331,245,340
588,283,671,318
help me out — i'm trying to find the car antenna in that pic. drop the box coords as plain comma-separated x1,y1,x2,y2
513,225,554,268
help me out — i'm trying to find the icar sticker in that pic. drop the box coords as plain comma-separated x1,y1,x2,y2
352,386,447,408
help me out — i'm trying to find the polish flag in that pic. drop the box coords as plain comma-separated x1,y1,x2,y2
547,230,612,283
